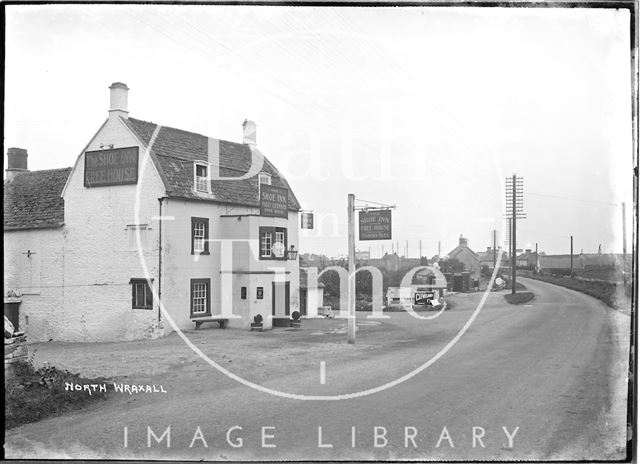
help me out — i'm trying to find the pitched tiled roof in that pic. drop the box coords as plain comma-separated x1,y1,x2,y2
123,118,301,210
448,244,479,259
4,168,72,231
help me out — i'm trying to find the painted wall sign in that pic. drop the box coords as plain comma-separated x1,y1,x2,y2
359,209,392,241
301,212,314,229
260,184,289,218
84,146,139,187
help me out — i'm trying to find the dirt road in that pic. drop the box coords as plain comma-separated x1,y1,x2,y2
5,278,630,460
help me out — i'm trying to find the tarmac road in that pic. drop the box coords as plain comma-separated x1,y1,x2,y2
5,277,630,461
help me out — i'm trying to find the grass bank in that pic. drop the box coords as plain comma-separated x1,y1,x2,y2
6,361,109,429
519,271,629,309
504,292,535,305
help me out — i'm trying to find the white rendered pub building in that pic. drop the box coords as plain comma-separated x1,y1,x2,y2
3,82,307,342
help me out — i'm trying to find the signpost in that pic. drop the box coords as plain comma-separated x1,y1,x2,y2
346,195,395,344
347,195,356,344
260,184,288,218
84,146,139,187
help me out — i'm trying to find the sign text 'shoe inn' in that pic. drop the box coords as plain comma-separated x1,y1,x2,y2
84,146,139,187
359,209,392,241
260,184,289,218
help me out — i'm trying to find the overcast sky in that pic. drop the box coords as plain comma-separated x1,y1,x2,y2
5,5,633,257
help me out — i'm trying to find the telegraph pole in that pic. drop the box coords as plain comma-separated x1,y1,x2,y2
419,240,422,260
406,240,409,258
505,175,525,294
623,202,627,256
512,178,516,292
347,194,356,344
493,229,497,269
570,235,574,277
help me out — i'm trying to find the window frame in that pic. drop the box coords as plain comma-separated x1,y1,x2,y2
190,278,211,317
130,278,154,310
258,172,272,186
194,162,210,193
191,217,210,255
258,226,288,260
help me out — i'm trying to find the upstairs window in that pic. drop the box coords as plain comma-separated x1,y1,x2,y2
258,172,272,186
130,278,153,310
126,224,149,251
194,163,210,193
191,217,210,255
259,226,287,260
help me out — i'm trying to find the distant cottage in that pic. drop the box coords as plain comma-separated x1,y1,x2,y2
4,82,307,342
447,235,480,280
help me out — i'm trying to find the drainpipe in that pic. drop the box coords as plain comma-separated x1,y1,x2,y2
157,197,168,321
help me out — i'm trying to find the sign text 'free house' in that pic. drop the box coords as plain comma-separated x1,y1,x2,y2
84,147,139,187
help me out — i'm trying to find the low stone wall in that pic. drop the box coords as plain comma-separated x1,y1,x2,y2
5,335,28,381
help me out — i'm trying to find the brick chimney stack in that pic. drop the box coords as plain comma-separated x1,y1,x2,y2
6,148,28,181
242,119,257,145
109,82,129,120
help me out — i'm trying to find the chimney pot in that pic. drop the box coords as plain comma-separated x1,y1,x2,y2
242,119,257,145
109,82,129,119
6,148,28,180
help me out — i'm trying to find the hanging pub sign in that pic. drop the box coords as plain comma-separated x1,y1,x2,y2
84,146,139,187
301,212,314,229
260,184,289,218
359,209,392,241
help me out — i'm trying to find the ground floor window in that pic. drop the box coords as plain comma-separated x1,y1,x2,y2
191,278,211,316
130,278,153,309
259,226,287,260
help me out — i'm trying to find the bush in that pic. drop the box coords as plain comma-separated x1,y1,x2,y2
6,361,108,429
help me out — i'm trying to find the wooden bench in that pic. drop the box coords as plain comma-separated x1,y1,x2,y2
192,318,228,330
